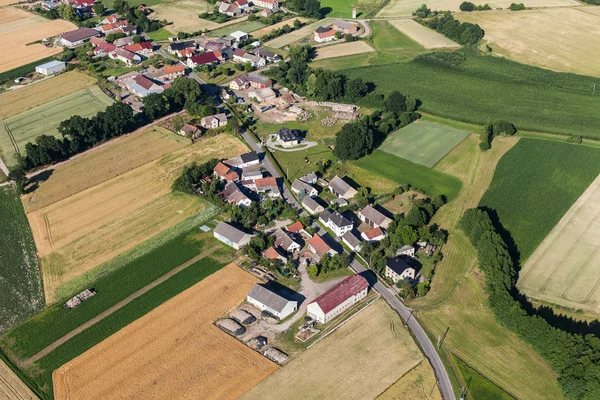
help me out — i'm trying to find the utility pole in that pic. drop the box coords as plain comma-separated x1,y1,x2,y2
437,327,449,350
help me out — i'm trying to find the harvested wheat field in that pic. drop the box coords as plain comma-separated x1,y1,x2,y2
458,8,600,77
0,7,75,73
0,71,97,120
53,264,278,400
378,360,442,400
26,134,247,302
0,358,38,400
151,0,245,33
242,300,423,400
388,20,459,49
22,126,188,213
314,41,375,60
251,17,310,37
518,173,600,314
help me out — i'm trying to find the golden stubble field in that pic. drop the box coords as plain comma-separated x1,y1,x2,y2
458,8,600,77
0,71,97,120
388,20,460,49
23,131,248,303
518,173,600,314
1,358,38,400
314,41,375,60
242,300,425,400
0,7,76,73
151,0,247,33
53,264,278,400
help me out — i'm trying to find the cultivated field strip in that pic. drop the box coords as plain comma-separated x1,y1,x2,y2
519,173,600,313
251,17,310,37
52,264,278,400
387,19,460,49
314,41,375,60
0,358,38,400
265,18,335,48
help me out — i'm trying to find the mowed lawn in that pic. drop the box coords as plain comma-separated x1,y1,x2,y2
354,150,462,200
272,144,336,181
343,55,600,139
208,19,265,37
320,0,387,18
242,300,423,399
479,139,600,263
0,186,44,334
0,86,113,166
380,121,470,167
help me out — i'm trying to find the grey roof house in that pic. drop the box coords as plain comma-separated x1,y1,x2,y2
328,176,358,199
358,205,392,229
213,221,254,250
292,179,318,198
302,196,325,215
247,284,297,319
319,209,353,237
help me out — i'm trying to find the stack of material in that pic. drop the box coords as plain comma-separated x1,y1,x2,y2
64,289,96,310
216,318,246,336
230,309,257,325
263,347,288,364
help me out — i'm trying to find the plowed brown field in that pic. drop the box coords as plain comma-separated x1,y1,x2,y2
53,264,278,400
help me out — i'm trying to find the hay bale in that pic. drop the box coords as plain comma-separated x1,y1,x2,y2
263,347,288,364
230,309,257,326
216,318,246,336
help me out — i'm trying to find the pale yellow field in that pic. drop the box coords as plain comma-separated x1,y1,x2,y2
376,0,578,17
265,18,335,48
378,361,442,400
519,173,600,314
242,300,424,400
0,358,38,400
0,71,97,120
458,8,600,77
53,264,278,400
0,0,17,6
388,19,460,49
314,41,375,60
0,7,76,73
22,126,188,213
151,0,247,34
25,133,248,303
251,17,310,37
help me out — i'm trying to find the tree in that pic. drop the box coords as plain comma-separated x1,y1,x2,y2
344,33,354,42
293,18,302,29
383,91,406,114
172,115,185,134
58,4,76,21
405,207,428,227
113,0,131,14
102,102,134,139
228,116,240,135
397,279,415,299
143,93,170,120
106,32,127,42
132,34,143,43
355,187,371,208
413,3,432,18
397,225,418,246
345,78,367,101
459,1,475,11
93,2,106,16
333,120,374,160
8,166,27,193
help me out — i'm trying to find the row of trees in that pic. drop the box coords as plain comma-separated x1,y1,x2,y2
172,158,220,194
334,91,420,161
142,77,213,120
461,208,600,399
480,120,517,150
421,13,485,45
259,19,303,42
459,2,492,11
113,0,164,33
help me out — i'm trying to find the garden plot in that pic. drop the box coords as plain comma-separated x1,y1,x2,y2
388,19,459,49
314,41,375,60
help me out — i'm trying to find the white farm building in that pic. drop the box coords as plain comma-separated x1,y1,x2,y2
307,274,369,324
35,60,66,76
247,284,297,319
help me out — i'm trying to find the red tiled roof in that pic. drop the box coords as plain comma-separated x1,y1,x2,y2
95,42,116,53
363,227,384,240
317,29,336,39
124,42,152,52
89,36,106,47
73,0,94,5
236,0,248,4
310,274,369,314
132,74,156,90
287,221,303,233
233,48,246,57
255,176,277,189
262,246,283,260
189,52,218,66
162,65,185,74
308,234,331,257
214,162,232,177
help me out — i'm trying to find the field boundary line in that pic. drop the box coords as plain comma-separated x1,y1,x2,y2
24,245,218,365
307,293,380,350
42,213,53,250
4,122,19,156
562,224,600,303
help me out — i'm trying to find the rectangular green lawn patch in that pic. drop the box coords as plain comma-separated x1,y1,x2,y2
320,0,386,18
0,86,113,166
353,150,462,200
380,120,470,167
453,355,513,400
370,20,425,53
343,54,600,139
0,186,44,334
145,27,172,41
479,139,600,262
209,20,266,37
272,144,336,181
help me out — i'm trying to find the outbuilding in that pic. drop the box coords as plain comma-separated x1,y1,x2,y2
307,274,369,324
35,60,66,76
213,221,253,249
247,284,297,319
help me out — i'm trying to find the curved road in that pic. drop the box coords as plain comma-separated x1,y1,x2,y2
241,130,455,400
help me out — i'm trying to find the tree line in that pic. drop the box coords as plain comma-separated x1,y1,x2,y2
461,208,600,399
285,0,322,18
480,120,517,150
420,12,485,45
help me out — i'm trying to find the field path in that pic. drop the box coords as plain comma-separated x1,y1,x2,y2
24,248,222,366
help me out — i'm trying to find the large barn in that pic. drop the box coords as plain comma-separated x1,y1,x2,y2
307,274,369,324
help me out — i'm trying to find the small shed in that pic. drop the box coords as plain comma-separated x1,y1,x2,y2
35,60,66,76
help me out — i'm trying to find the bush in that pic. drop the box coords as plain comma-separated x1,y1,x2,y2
567,135,583,144
509,2,526,10
459,2,475,11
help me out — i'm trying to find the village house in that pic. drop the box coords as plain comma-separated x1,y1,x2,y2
187,52,219,68
124,74,163,97
235,0,249,10
307,274,369,324
159,64,186,81
358,205,392,229
213,161,240,181
248,74,272,88
302,196,325,215
231,30,249,42
275,127,301,148
59,27,100,47
320,209,353,237
109,47,141,65
361,227,386,242
292,179,318,197
178,123,199,137
307,234,338,260
91,39,116,55
97,20,129,35
200,113,228,129
286,221,304,235
262,246,287,264
232,49,266,67
255,48,281,63
124,41,153,55
167,41,195,55
342,231,362,252
333,19,359,34
300,172,318,184
330,197,349,207
242,165,262,181
272,228,301,253
314,26,337,43
328,176,358,199
254,176,280,197
227,151,260,168
221,181,252,208
247,284,297,319
41,1,60,10
214,221,254,250
254,0,279,9
397,244,415,258
113,36,134,47
385,257,417,283
100,14,119,24
219,2,241,17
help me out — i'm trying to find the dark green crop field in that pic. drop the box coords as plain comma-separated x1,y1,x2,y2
343,55,600,138
479,139,600,262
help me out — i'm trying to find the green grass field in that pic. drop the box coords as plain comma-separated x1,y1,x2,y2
272,144,336,181
0,186,43,334
380,121,470,167
353,150,462,200
0,86,113,166
479,139,600,262
209,20,266,37
370,20,424,53
320,0,386,18
342,54,600,139
145,27,172,41
453,356,513,400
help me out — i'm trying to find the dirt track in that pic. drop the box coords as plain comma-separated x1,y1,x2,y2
53,264,278,400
